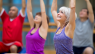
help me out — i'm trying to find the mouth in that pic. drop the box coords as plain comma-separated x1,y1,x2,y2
57,15,61,18
80,14,83,16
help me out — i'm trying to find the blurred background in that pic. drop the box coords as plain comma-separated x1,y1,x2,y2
0,0,95,54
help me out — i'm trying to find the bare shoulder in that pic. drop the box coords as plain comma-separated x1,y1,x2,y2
39,26,48,39
65,23,75,39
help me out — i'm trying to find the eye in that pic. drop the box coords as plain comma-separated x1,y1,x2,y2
61,11,63,13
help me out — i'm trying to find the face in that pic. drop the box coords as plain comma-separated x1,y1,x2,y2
79,9,88,18
9,6,18,18
34,15,42,24
57,11,67,23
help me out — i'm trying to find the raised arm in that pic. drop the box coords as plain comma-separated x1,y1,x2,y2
69,0,76,25
0,0,3,13
51,0,59,28
65,0,76,39
86,0,94,23
27,0,34,29
40,0,48,29
22,0,26,15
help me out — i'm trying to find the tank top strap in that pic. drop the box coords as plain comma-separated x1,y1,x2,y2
36,28,41,35
29,28,34,33
55,27,60,33
37,28,40,31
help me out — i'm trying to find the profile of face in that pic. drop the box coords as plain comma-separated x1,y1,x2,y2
57,11,67,23
9,6,18,18
79,9,88,18
34,15,42,24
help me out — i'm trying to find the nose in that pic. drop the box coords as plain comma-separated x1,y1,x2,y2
80,11,83,14
57,13,60,15
9,10,12,13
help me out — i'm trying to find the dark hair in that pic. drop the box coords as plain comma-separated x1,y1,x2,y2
82,8,89,15
34,12,49,28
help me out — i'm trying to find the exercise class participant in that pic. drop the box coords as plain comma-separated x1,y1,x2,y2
26,0,49,54
0,0,26,53
51,0,76,54
73,0,94,54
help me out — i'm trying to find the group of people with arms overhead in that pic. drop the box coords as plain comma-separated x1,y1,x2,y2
0,0,94,54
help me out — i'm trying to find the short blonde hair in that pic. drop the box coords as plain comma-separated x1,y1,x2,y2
59,6,77,23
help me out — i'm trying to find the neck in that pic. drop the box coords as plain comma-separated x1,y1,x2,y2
9,15,17,19
59,22,65,29
80,17,88,22
35,23,40,29
10,18,15,19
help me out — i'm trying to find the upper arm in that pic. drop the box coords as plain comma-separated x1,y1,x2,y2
41,12,48,29
27,0,34,29
0,8,3,13
22,0,26,15
86,0,94,23
21,8,25,16
0,9,9,22
66,7,76,29
40,0,49,30
27,10,34,29
65,8,76,39
51,11,60,28
88,19,94,28
88,13,94,23
0,0,3,13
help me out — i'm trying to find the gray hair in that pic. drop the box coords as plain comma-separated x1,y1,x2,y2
59,6,77,24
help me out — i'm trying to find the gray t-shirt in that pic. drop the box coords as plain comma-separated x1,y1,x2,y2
73,18,94,47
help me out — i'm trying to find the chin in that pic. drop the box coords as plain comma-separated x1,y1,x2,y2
79,15,84,17
79,16,84,18
57,18,61,21
9,16,13,18
34,21,40,24
34,20,37,23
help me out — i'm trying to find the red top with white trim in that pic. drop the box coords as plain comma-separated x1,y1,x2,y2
0,9,25,45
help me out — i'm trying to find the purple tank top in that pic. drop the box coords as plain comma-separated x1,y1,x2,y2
26,28,46,54
53,27,74,54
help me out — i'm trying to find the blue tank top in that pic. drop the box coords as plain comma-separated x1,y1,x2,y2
53,27,74,54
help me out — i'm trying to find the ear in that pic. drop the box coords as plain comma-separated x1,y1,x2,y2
87,15,89,18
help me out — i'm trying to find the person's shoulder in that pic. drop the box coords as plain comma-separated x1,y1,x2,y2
87,18,94,24
76,17,79,20
75,17,80,22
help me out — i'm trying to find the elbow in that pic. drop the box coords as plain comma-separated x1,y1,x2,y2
22,5,26,9
0,8,2,13
91,20,94,23
27,9,30,13
70,3,75,9
22,7,26,10
70,6,75,9
51,10,53,13
51,8,53,12
51,9,56,13
51,8,56,12
41,11,46,14
89,12,94,15
23,6,26,9
27,8,32,12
